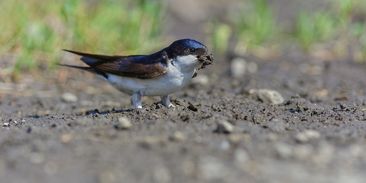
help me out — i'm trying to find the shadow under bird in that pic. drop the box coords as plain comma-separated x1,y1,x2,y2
60,39,213,108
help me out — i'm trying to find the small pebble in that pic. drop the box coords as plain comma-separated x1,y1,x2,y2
314,89,328,98
169,131,186,142
252,113,267,124
214,120,234,134
227,134,244,144
61,92,78,103
275,142,293,159
60,133,73,143
230,57,246,78
249,89,285,105
295,130,321,143
114,117,132,130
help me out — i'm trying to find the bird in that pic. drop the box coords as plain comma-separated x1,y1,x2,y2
60,39,213,109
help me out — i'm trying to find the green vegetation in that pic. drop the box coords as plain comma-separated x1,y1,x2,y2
294,12,336,50
0,0,164,72
237,0,276,48
1,0,366,76
297,0,366,61
211,23,231,54
212,0,366,61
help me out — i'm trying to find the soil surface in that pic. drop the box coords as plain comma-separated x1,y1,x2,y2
1,54,366,183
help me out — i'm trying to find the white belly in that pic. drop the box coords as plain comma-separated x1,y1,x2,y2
106,65,195,96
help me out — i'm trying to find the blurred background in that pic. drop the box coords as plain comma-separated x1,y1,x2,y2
1,0,366,82
2,1,366,183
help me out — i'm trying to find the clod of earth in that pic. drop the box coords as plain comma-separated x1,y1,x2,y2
197,54,214,70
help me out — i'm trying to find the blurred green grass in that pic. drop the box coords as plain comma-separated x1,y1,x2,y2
2,0,366,78
0,0,164,73
211,0,366,61
238,0,276,48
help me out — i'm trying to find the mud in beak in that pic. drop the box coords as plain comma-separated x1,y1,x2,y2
197,54,214,70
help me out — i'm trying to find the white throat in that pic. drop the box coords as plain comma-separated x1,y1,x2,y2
173,55,199,72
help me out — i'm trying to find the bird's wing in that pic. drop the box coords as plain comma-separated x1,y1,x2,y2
63,50,169,79
94,57,169,79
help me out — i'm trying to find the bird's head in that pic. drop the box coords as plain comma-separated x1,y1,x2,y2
165,39,213,71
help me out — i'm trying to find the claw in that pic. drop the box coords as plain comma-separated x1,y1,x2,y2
167,103,175,108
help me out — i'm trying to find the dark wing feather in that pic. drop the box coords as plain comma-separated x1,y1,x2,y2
95,61,167,79
63,49,168,79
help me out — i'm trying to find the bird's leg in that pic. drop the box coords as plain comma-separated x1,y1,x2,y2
161,95,175,108
131,92,143,109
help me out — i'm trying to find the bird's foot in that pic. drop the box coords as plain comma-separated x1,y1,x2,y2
166,103,175,108
161,95,175,108
131,92,143,109
134,105,143,109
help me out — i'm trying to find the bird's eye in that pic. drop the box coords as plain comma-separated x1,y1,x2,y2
190,48,196,53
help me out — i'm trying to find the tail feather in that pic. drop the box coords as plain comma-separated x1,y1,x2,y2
57,63,93,72
57,63,108,78
62,49,121,66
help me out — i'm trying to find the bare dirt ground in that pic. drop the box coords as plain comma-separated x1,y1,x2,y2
1,54,366,183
